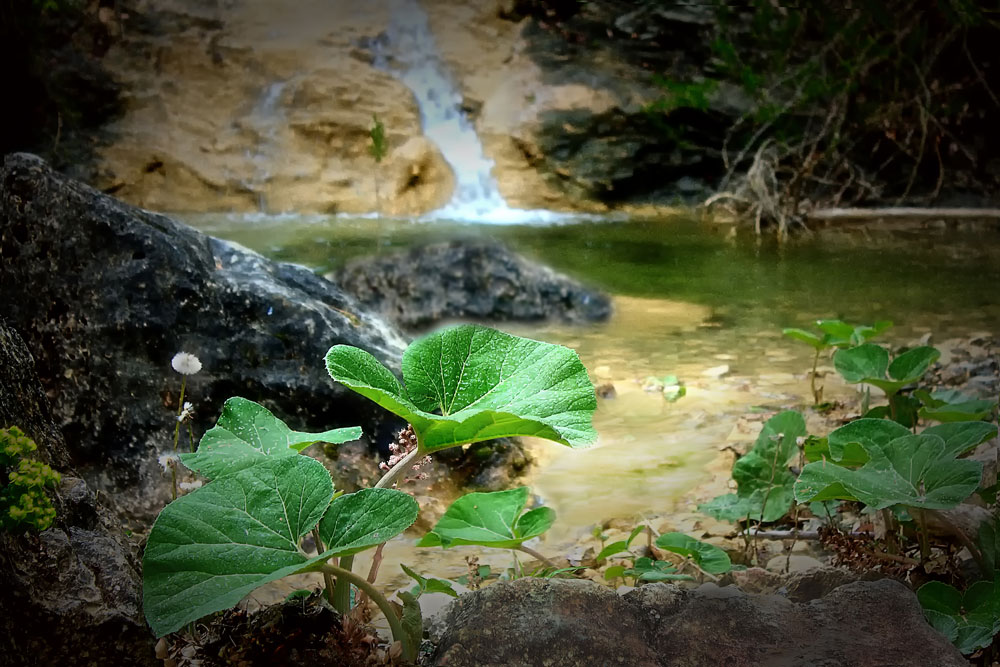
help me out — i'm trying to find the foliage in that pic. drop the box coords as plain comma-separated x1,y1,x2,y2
1,426,61,533
180,397,361,480
326,324,598,453
401,564,459,599
782,319,891,404
794,431,985,511
417,486,555,549
699,410,806,522
681,1,1000,234
143,455,419,636
655,532,732,575
918,578,1000,655
144,324,598,653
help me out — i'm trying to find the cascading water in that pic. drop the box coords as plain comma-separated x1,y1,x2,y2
243,81,287,214
372,0,563,224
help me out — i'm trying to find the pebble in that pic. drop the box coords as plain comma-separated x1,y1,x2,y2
702,364,730,379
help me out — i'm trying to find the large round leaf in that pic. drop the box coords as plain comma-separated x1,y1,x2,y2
143,456,334,637
180,397,361,480
317,488,419,558
326,324,597,452
655,532,732,574
417,486,555,549
795,433,982,510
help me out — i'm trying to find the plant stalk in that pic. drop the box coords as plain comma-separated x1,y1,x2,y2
375,447,422,490
810,347,821,405
321,563,412,659
516,545,560,570
333,555,354,613
313,528,335,605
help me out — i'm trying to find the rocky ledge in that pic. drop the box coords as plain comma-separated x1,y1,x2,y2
429,576,966,667
333,239,611,332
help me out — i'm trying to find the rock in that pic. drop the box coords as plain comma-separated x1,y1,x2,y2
383,136,455,215
0,319,157,666
0,153,408,519
702,364,731,379
332,240,612,331
431,577,966,666
764,554,825,574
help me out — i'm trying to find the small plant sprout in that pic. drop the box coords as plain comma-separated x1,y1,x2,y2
168,351,202,498
782,319,891,405
369,113,388,214
833,343,939,424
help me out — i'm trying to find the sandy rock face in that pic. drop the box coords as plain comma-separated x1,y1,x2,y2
94,0,454,214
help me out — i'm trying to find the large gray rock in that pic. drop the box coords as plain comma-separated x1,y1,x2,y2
0,153,408,518
431,577,967,667
333,240,611,332
1,320,157,666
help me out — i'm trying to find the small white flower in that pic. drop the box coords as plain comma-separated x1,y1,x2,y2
176,401,195,423
171,352,202,375
157,453,179,472
178,480,204,491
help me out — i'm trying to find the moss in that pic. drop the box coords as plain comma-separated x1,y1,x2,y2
0,426,61,532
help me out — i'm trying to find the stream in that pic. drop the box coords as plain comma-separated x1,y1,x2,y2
182,212,1000,603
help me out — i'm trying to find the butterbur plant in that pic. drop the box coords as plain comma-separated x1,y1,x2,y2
782,319,891,405
833,343,940,425
325,324,598,487
142,324,597,662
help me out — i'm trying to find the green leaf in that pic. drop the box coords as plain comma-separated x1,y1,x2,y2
698,493,755,521
401,564,459,598
417,487,554,549
782,328,825,350
923,421,998,458
918,389,996,423
815,319,855,345
977,516,1000,575
596,525,646,562
397,590,422,663
317,488,419,558
655,532,732,574
326,325,597,453
180,397,361,480
888,346,940,382
795,434,982,511
834,344,888,384
625,557,694,582
834,344,938,396
143,456,334,637
826,418,909,462
603,564,626,581
918,579,1000,654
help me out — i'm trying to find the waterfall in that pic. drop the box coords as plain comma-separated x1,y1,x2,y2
373,0,561,224
243,81,287,214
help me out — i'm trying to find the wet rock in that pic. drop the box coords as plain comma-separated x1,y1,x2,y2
431,577,966,666
0,153,408,519
0,319,157,666
333,240,611,332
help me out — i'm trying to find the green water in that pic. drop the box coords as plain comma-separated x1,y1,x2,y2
188,214,1000,335
185,212,1000,589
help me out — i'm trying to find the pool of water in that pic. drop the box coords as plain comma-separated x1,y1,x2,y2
183,212,1000,587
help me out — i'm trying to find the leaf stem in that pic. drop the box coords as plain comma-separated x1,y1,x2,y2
516,545,560,570
333,555,354,613
320,562,411,659
312,528,335,606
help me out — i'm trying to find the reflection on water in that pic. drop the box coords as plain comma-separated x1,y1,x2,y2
182,212,1000,587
